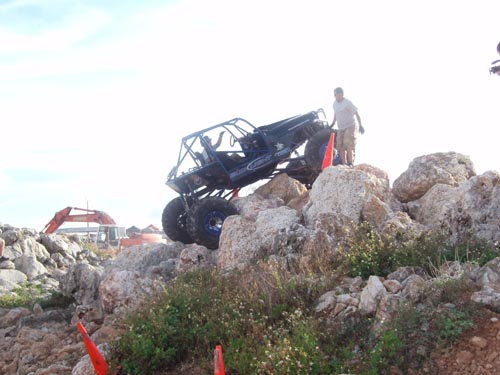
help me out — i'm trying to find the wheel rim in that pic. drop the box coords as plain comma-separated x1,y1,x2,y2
203,210,226,236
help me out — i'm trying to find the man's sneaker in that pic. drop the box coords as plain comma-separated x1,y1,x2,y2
0,256,9,262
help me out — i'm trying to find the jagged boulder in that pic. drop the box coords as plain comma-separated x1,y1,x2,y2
414,171,500,242
392,152,476,203
359,276,387,314
14,255,48,281
471,258,500,310
461,171,500,242
303,165,402,231
60,263,104,305
233,194,284,221
104,242,184,276
3,235,50,263
39,234,82,259
218,205,300,271
254,172,308,205
98,269,164,314
176,244,216,273
0,269,28,292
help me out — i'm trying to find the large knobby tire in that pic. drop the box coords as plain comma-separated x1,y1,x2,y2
162,197,194,244
304,128,335,170
187,197,238,250
284,159,318,188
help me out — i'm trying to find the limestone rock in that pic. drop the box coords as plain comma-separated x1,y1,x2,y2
392,152,475,203
461,171,500,242
0,307,31,329
254,173,308,205
105,242,183,275
39,234,82,258
383,279,403,294
387,267,427,283
401,274,427,303
14,255,48,281
98,269,164,314
233,194,284,221
176,244,215,273
359,276,386,314
60,263,103,305
218,206,300,271
476,258,500,290
0,269,28,292
470,336,488,349
304,166,395,229
0,260,15,270
315,290,337,313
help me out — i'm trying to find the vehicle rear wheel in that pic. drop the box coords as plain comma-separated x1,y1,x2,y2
187,197,238,249
304,128,335,170
162,197,194,244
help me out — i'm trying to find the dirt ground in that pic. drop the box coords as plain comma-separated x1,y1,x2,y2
429,308,500,375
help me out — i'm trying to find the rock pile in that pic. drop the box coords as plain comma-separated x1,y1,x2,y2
0,151,499,374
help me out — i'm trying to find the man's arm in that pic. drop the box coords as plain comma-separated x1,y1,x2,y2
355,113,365,134
213,131,225,149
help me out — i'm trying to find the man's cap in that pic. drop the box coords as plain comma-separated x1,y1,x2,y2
334,87,343,94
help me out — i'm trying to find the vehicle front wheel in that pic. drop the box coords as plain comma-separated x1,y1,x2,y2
162,197,194,244
304,128,338,169
187,197,238,249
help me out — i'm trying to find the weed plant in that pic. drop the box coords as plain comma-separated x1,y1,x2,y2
112,268,336,375
337,222,499,278
0,283,74,310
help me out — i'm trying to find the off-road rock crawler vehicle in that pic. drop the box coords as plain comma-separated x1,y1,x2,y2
163,108,339,249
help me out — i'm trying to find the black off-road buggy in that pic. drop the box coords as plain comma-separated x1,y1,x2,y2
162,108,340,249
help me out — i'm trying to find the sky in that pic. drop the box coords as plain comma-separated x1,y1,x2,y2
1,0,499,231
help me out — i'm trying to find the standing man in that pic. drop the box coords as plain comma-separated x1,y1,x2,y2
331,87,364,167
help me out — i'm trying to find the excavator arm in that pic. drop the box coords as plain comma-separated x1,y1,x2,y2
42,207,117,234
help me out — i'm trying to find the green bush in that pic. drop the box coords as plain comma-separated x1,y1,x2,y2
434,309,474,344
0,284,74,310
112,269,336,374
367,328,404,374
337,223,499,278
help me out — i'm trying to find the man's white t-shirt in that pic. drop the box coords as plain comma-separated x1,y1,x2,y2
333,98,358,130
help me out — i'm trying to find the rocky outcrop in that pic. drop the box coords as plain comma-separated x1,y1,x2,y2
60,263,103,306
254,172,308,205
0,151,499,374
392,152,475,202
412,171,500,243
218,206,301,271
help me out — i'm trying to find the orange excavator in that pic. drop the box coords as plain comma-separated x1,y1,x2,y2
42,207,164,249
43,207,116,234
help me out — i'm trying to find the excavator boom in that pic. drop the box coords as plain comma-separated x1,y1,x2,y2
42,206,117,234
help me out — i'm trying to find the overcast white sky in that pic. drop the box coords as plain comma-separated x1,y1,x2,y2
1,0,499,231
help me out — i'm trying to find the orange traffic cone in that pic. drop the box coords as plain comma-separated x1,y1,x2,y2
214,344,225,375
77,322,109,375
321,131,335,170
